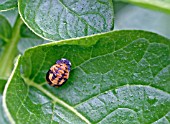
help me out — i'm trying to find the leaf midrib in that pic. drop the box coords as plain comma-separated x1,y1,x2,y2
58,0,100,33
23,77,91,124
22,0,101,34
23,77,170,124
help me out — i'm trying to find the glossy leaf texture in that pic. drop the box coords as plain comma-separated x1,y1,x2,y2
0,0,17,11
116,0,170,14
18,0,114,41
4,30,170,123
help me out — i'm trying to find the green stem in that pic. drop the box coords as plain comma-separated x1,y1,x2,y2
0,15,23,78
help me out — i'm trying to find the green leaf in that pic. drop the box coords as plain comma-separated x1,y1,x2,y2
0,15,12,42
0,0,17,11
114,4,170,39
116,0,170,14
4,30,170,123
18,0,114,41
0,78,9,124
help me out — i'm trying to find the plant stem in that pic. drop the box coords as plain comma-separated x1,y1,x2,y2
0,15,23,78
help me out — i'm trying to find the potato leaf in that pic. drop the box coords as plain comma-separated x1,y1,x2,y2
4,30,170,123
18,0,114,41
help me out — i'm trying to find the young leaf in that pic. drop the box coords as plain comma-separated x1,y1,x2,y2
116,0,170,14
18,0,114,41
0,0,17,11
4,31,170,123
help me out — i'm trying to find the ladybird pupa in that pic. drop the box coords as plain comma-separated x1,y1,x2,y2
46,58,71,87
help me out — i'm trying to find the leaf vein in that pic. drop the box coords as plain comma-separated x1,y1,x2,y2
23,77,91,124
58,0,100,32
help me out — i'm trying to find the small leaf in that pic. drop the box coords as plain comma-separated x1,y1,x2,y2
18,0,114,41
4,31,170,123
116,0,170,14
0,0,17,11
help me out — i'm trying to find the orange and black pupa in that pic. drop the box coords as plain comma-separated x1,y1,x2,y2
46,58,71,87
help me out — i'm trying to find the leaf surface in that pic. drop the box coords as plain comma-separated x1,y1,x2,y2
0,0,17,11
4,30,170,123
18,0,114,41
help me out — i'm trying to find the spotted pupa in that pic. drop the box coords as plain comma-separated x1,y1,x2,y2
46,58,71,87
